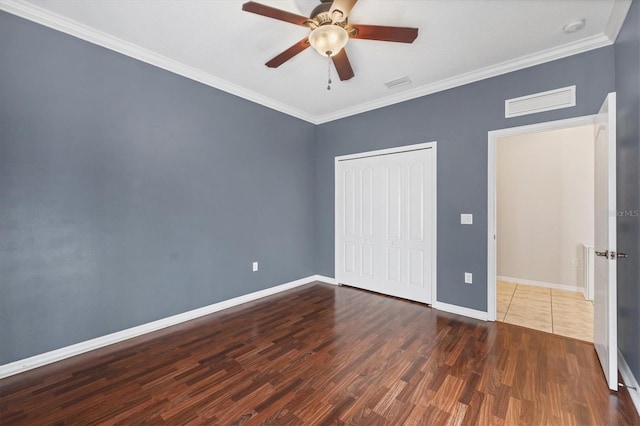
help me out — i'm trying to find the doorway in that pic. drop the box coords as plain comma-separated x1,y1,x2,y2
335,142,437,305
489,94,619,392
487,115,598,322
494,124,595,341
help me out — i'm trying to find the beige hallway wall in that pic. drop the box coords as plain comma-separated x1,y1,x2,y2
497,124,594,290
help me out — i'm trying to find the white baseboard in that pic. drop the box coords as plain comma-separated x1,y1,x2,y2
498,276,583,294
618,348,640,416
0,273,495,378
312,275,339,285
433,301,488,321
0,275,329,379
320,276,489,322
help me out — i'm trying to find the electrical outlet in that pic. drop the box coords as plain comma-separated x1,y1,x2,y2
252,261,258,272
465,273,473,284
571,258,578,268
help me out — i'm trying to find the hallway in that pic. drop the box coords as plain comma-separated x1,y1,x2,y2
497,281,593,342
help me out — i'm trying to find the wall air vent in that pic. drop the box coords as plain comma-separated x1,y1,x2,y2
385,76,412,89
505,85,576,118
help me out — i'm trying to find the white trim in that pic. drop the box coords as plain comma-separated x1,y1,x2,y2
582,244,595,301
433,301,488,321
314,34,611,124
487,114,597,322
0,0,617,125
0,0,317,124
334,142,437,162
335,158,341,293
0,275,323,379
583,285,589,301
488,114,597,139
497,276,584,294
334,141,437,306
428,144,439,307
618,348,640,416
487,135,497,321
312,275,339,285
605,0,633,42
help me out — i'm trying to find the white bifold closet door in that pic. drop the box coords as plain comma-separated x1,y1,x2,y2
336,147,435,304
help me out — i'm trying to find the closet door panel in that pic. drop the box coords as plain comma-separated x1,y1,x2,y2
336,147,434,304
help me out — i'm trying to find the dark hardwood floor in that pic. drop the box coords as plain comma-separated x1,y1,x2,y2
1,283,638,425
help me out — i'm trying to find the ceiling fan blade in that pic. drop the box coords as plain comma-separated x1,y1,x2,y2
349,24,418,43
242,2,310,27
329,0,358,22
266,38,310,68
332,49,355,81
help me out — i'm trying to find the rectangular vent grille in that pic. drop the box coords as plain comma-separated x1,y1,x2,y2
505,85,576,118
385,76,412,89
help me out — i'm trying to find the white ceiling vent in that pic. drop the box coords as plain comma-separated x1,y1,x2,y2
385,76,412,89
505,85,576,118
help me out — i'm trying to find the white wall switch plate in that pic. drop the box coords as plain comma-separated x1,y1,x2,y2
252,261,258,272
461,214,473,224
465,273,473,284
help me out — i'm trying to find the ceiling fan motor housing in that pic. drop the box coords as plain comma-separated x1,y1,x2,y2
310,1,348,27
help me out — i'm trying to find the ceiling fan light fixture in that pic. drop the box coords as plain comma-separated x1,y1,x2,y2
309,25,349,57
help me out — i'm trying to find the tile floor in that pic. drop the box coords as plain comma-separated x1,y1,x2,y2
497,281,594,342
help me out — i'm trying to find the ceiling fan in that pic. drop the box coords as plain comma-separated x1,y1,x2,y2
242,0,418,83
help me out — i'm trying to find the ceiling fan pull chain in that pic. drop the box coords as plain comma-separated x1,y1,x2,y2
327,53,332,90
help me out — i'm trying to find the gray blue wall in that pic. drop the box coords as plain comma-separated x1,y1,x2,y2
0,12,316,364
615,0,640,383
315,48,615,311
2,6,636,375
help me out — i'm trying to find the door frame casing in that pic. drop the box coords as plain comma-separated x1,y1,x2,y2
334,141,438,305
487,115,596,321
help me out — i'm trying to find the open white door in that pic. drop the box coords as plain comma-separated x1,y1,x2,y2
594,92,617,391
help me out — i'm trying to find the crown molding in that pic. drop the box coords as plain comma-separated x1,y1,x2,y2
0,0,319,124
0,0,622,125
605,0,632,42
314,33,613,124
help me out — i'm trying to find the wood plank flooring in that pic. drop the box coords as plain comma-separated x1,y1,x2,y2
1,283,638,425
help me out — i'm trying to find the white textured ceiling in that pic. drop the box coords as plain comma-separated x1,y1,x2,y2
0,0,631,123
